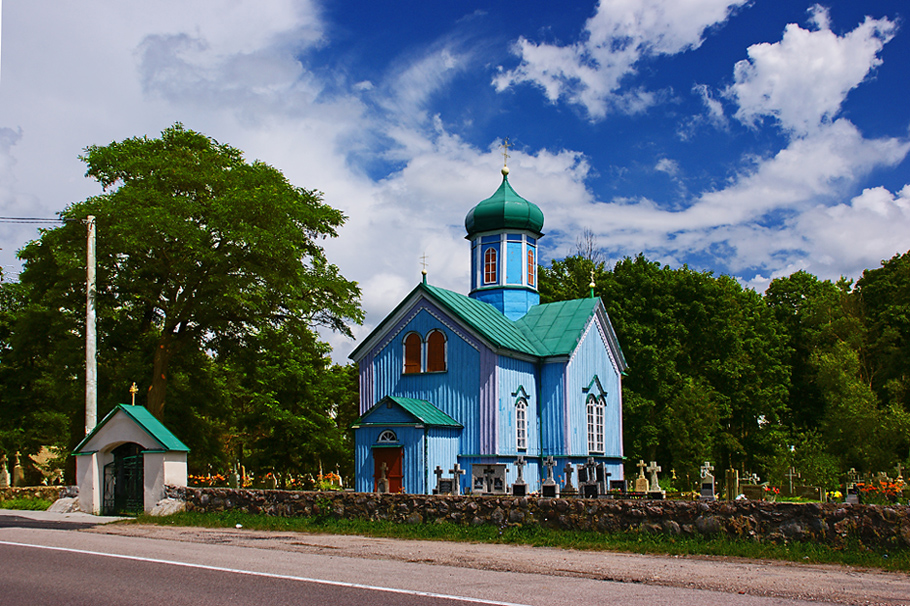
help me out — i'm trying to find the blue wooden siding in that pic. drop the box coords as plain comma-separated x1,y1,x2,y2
427,427,461,493
354,425,423,493
359,350,374,415
479,346,497,455
506,241,522,284
565,316,623,462
365,298,483,456
539,361,566,456
496,355,539,456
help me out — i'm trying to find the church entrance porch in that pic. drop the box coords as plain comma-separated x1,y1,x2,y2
102,442,144,515
373,447,403,493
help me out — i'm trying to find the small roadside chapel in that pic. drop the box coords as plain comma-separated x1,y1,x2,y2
72,404,189,515
350,159,627,495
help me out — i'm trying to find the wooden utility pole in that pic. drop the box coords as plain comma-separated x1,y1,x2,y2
85,215,97,435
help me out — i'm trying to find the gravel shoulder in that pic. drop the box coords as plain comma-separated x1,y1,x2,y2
90,522,910,606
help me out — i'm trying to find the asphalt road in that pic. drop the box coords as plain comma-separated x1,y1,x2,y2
0,509,906,606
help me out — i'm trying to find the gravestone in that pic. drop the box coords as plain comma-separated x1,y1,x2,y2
541,456,559,498
725,468,739,500
699,461,715,501
795,485,825,502
784,467,801,497
561,461,577,495
741,484,764,501
471,464,507,494
12,452,24,487
578,458,602,498
634,459,649,493
434,465,456,495
449,463,466,496
0,454,9,489
610,480,627,494
845,468,859,504
377,461,390,493
511,456,528,496
646,461,664,497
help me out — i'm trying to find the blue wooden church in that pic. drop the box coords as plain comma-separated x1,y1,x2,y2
350,166,626,495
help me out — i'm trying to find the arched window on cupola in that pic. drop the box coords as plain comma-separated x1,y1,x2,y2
403,332,422,374
426,329,447,372
527,247,536,287
484,247,498,284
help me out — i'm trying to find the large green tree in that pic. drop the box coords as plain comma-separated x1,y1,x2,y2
17,124,362,422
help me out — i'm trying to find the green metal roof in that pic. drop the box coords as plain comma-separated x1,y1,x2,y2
423,284,542,356
515,298,599,356
72,404,190,453
356,396,463,427
464,173,544,237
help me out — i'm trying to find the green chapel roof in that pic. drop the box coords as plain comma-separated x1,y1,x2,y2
464,170,544,237
73,404,190,454
355,396,463,428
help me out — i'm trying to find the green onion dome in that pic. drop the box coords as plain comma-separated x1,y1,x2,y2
465,167,544,237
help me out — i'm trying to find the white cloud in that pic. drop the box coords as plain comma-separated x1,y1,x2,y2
655,157,680,176
494,0,748,119
726,6,896,135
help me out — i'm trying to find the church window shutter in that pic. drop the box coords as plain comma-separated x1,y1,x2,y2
426,330,446,372
403,333,422,374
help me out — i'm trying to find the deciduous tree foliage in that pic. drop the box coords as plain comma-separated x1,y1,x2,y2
1,124,362,482
22,124,362,420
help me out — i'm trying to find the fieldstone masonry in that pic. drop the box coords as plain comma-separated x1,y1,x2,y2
171,486,910,550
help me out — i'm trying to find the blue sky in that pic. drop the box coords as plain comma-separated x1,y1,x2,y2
1,1,909,360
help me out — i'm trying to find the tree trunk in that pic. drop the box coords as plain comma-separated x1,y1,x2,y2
146,337,172,420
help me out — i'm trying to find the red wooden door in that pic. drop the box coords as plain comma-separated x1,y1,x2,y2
373,448,403,492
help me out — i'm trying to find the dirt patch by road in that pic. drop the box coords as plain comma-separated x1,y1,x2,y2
90,523,910,606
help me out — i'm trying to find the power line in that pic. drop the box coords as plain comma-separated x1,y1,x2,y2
0,216,65,224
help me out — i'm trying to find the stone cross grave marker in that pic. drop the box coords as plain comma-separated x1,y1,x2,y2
634,459,649,493
12,452,24,487
434,465,455,495
0,453,9,489
786,467,801,497
896,463,904,481
646,461,663,494
562,461,576,493
699,461,715,501
377,461,390,493
542,456,559,497
449,463,466,496
512,456,528,496
845,468,859,504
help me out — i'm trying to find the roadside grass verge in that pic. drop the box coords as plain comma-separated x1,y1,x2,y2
0,497,53,510
134,510,910,572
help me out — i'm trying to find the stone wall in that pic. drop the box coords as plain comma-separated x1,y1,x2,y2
173,486,910,550
0,486,70,502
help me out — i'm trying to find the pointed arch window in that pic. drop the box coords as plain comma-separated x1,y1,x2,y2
586,394,604,454
483,247,498,284
426,330,446,372
515,398,528,451
403,332,422,374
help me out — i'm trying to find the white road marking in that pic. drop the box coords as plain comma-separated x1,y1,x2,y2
0,540,531,606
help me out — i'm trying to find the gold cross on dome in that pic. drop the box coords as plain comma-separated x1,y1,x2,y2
500,138,512,167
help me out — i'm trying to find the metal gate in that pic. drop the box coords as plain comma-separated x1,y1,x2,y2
102,443,144,515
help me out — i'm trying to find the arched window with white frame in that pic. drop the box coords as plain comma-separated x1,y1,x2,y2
483,247,498,284
403,332,422,374
515,398,527,451
586,394,604,453
426,329,446,372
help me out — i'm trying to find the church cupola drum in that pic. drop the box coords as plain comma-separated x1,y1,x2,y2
465,166,544,321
